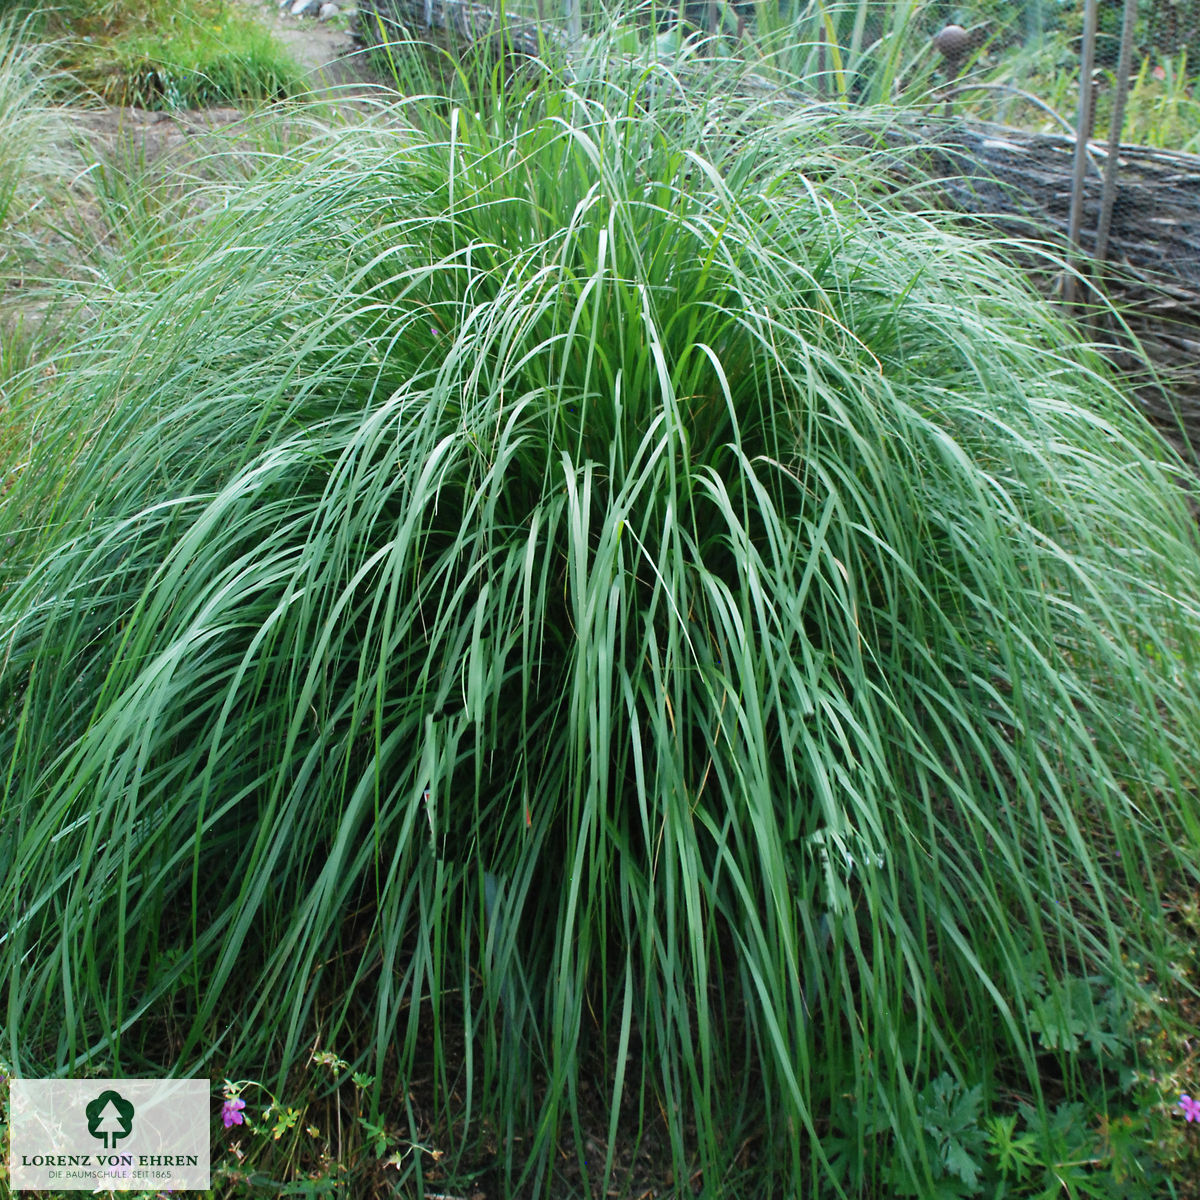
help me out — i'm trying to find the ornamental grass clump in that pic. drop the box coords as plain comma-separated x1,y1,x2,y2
2,58,1200,1197
0,15,75,233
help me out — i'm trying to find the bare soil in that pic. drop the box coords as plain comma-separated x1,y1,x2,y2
230,0,379,95
3,0,396,383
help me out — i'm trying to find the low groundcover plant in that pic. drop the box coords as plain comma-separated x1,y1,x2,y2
2,48,1199,1197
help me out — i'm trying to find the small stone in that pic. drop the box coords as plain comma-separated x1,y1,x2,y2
318,1,340,16
289,0,321,14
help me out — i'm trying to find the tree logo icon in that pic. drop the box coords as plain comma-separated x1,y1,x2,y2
85,1090,135,1149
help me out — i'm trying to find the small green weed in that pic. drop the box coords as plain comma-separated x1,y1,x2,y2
818,956,1191,1199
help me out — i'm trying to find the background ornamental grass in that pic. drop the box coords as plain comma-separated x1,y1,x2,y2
3,49,1200,1197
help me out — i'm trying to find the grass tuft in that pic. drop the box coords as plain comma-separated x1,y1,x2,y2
3,34,1200,1199
15,0,308,110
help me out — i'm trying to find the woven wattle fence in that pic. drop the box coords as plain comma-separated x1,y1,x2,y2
355,2,1200,456
878,119,1200,453
356,0,563,61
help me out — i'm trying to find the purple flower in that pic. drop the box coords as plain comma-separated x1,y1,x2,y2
222,1097,247,1128
1179,1094,1200,1123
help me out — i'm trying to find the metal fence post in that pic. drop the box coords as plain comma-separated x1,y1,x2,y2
1095,0,1138,264
1064,0,1099,308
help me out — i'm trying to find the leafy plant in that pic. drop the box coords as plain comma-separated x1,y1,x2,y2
1027,973,1134,1066
886,1073,987,1198
987,1111,1042,1187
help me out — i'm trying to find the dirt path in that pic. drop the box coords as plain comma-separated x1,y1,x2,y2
5,1,397,338
231,0,382,97
59,1,391,195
